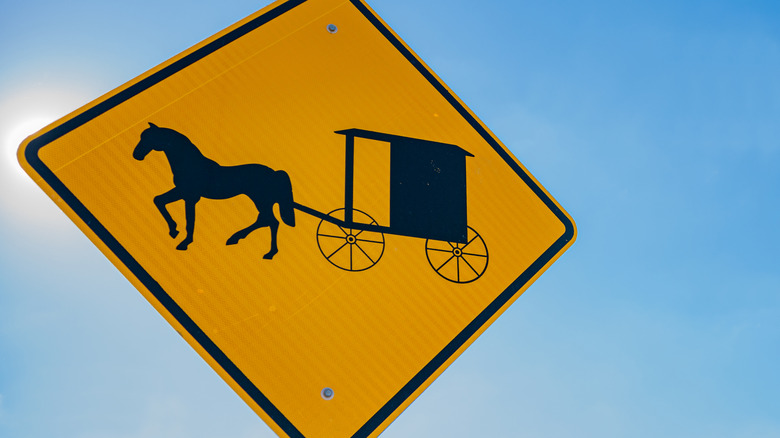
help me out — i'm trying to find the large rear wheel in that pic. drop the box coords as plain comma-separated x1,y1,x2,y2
425,226,488,283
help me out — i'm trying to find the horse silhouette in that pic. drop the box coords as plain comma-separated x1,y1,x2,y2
133,123,295,259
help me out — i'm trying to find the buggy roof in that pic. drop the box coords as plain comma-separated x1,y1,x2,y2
335,128,474,157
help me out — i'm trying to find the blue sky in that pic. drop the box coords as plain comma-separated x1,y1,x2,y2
1,0,779,437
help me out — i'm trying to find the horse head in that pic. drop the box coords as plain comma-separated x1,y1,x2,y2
133,122,165,160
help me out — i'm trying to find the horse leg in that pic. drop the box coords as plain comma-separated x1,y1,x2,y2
264,216,280,260
226,204,279,259
176,198,199,250
154,188,182,239
226,214,263,246
255,203,280,259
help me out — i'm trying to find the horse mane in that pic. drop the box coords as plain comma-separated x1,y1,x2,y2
162,127,207,159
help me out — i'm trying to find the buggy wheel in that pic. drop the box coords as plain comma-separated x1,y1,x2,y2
316,208,385,272
425,226,488,283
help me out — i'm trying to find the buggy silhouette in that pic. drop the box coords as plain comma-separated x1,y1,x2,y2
294,129,488,283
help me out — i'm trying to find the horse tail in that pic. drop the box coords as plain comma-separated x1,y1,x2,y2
275,170,296,227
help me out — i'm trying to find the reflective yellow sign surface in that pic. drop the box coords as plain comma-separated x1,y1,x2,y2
18,0,575,436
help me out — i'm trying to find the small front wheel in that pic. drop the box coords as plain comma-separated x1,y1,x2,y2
316,208,385,272
425,226,488,283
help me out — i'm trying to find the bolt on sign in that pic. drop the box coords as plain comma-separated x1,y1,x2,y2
18,0,575,437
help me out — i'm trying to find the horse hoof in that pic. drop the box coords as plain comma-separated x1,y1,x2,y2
226,236,240,246
263,252,277,260
176,241,190,250
169,229,179,238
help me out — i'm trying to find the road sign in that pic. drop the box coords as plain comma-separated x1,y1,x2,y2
18,0,576,437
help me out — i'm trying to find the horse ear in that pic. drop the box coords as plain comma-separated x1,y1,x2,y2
148,122,158,129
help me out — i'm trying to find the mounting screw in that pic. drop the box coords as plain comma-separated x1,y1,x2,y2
327,24,338,34
321,387,334,400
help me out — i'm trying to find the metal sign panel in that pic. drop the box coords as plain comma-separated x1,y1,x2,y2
18,0,576,436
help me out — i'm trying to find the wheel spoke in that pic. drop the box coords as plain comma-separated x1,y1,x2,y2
356,237,384,244
435,255,456,272
461,256,480,277
427,247,455,253
427,241,453,251
317,233,348,240
462,251,487,258
355,243,375,264
461,234,480,251
326,242,348,260
456,257,461,282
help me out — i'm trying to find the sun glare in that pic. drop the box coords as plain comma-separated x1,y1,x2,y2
0,86,94,229
5,115,56,177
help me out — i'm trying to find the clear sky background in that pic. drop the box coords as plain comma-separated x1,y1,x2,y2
1,0,779,437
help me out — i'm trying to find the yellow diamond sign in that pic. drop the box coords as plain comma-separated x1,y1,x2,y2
18,0,576,436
